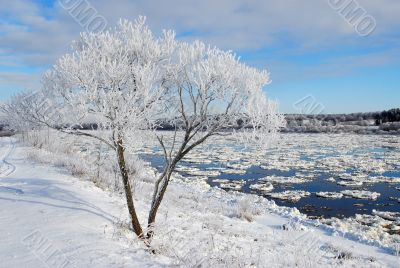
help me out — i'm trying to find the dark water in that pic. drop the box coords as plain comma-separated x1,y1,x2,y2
210,167,400,219
142,152,400,219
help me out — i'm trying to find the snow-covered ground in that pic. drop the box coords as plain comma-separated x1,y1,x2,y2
1,136,399,267
0,137,161,267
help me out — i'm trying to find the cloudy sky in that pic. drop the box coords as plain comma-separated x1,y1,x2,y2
0,0,399,113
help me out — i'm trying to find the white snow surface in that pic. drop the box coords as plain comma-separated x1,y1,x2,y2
315,192,344,199
341,190,381,200
1,137,399,267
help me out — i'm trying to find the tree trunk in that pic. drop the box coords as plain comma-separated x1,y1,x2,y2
147,168,173,239
116,138,144,238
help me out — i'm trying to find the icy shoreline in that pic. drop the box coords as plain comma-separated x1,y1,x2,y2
85,138,400,256
136,132,400,221
5,133,399,267
179,175,400,255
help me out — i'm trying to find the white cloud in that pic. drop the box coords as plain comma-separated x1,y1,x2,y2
0,0,399,97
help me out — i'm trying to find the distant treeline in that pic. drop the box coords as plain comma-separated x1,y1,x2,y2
375,108,400,124
2,109,399,135
153,108,400,134
283,108,400,134
286,108,400,124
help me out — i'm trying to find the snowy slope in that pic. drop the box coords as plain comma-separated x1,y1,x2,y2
0,137,164,267
0,137,399,267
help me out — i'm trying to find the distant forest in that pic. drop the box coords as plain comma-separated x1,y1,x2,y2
375,108,400,124
284,108,400,134
1,108,400,135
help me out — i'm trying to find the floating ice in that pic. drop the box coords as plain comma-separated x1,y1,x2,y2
315,192,344,199
249,182,274,192
222,168,247,175
341,190,381,200
185,169,220,177
226,163,251,170
389,197,400,203
359,176,400,184
219,180,245,191
183,157,213,164
267,190,310,202
133,131,400,245
175,166,200,173
337,180,363,187
212,179,230,183
260,176,308,184
372,210,400,222
325,177,336,183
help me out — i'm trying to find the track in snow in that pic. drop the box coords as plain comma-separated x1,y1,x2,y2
0,137,16,178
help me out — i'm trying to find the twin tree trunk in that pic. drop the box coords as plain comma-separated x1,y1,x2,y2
116,139,144,238
116,131,210,242
147,168,174,238
116,137,172,242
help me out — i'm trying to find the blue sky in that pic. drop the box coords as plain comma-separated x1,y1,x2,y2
0,0,399,113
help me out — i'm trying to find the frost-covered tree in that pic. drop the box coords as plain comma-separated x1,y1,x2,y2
29,17,175,240
0,90,60,139
0,92,35,133
147,41,285,238
2,17,285,245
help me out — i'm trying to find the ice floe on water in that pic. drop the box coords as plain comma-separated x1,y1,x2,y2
249,182,274,192
226,163,252,170
326,177,336,183
260,175,309,184
267,190,311,202
341,190,381,200
337,180,363,187
213,179,245,191
128,132,400,247
315,192,344,199
212,179,230,183
175,166,221,177
219,182,243,191
372,210,400,222
222,168,247,175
